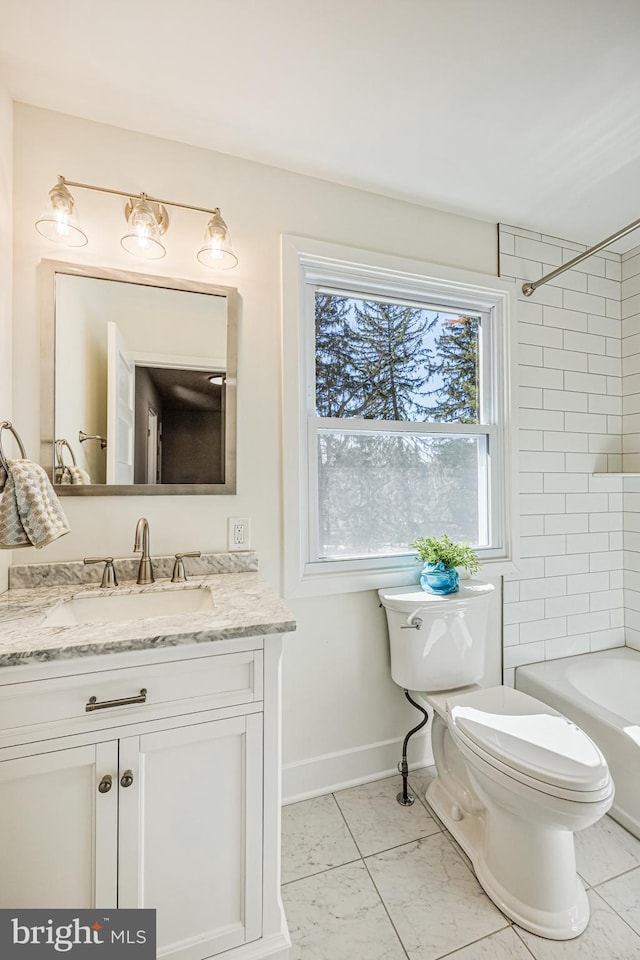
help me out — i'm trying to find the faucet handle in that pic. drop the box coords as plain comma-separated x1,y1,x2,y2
84,557,118,589
171,551,202,583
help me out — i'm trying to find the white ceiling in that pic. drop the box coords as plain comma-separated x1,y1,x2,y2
2,0,640,248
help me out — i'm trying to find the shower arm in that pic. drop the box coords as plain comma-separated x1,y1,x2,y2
521,213,640,297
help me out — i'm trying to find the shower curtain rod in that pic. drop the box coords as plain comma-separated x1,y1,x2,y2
521,214,640,297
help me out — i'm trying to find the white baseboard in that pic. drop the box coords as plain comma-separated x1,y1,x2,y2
282,733,433,805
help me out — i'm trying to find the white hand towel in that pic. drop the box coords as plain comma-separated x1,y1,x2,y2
0,459,70,549
60,465,91,485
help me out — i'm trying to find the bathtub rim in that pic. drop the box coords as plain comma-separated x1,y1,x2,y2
515,647,640,737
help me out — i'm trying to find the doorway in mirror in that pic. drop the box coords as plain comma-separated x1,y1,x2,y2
133,365,225,484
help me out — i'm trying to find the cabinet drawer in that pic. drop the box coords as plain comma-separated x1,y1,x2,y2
0,650,262,737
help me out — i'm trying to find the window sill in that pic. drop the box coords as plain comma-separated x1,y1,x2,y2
284,554,516,599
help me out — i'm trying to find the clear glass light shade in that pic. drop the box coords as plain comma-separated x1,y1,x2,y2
35,181,88,247
120,197,166,260
197,210,238,269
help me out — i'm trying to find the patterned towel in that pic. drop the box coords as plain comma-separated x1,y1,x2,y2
0,459,70,549
59,465,92,485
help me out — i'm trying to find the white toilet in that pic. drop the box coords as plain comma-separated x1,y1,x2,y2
379,582,614,940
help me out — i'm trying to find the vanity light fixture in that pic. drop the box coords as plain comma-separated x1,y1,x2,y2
197,210,237,270
120,195,169,260
34,176,238,269
35,177,88,247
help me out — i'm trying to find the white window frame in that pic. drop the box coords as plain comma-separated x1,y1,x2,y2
282,235,518,597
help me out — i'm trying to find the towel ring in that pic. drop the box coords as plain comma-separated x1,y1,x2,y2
54,438,78,470
0,421,27,473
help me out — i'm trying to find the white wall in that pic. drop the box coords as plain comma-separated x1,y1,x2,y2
0,84,12,592
499,226,625,683
11,104,498,795
101,281,227,363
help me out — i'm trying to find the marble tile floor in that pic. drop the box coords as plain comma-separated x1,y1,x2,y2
281,767,640,960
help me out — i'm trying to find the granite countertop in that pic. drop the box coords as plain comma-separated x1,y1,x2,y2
0,561,296,667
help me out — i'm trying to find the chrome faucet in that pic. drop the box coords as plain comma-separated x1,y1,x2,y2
133,517,154,585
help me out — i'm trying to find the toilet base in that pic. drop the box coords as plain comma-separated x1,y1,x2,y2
425,776,590,940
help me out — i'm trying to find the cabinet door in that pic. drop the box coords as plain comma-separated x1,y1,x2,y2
118,713,263,960
0,740,118,908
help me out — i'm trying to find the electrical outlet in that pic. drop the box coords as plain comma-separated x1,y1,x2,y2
228,517,251,550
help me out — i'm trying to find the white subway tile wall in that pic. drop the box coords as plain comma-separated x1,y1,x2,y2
499,225,625,683
623,244,640,651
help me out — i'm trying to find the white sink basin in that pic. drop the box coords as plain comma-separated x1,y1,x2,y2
43,588,214,627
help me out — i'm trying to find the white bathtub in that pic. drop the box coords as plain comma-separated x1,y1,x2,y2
516,647,640,840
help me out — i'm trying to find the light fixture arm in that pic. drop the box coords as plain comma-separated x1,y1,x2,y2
58,176,223,219
521,213,640,297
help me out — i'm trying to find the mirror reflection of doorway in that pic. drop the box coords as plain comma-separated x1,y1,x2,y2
106,321,135,484
146,407,159,484
133,366,225,484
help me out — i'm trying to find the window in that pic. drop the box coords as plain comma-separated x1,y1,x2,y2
283,237,515,595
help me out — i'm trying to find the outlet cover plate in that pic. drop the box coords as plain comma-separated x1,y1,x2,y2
228,517,251,550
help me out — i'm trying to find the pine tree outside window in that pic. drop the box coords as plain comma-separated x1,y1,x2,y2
282,237,515,595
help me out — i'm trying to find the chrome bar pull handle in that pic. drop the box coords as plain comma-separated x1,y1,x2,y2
86,688,147,712
98,774,113,794
120,769,134,789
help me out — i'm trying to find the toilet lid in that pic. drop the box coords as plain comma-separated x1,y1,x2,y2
447,686,610,793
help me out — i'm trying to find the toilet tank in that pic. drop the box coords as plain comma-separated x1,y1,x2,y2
378,581,494,692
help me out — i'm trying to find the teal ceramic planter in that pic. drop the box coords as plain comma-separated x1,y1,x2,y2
420,562,459,595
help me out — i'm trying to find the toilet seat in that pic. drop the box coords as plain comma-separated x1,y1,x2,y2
445,686,611,802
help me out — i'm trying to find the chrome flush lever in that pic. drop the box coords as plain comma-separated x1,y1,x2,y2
401,616,422,631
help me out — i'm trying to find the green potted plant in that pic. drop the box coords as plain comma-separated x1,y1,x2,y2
410,534,480,595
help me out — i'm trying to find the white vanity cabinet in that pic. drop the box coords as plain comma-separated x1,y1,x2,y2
0,738,119,907
118,712,264,958
0,635,290,960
